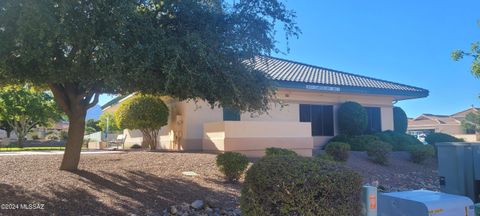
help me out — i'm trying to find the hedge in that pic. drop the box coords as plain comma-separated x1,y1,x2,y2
337,101,368,136
241,156,362,216
216,152,249,182
393,107,408,134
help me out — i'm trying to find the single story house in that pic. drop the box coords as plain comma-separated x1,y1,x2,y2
408,107,479,142
102,56,428,157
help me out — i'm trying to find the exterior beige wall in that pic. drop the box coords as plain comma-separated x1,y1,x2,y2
112,88,396,152
203,121,313,157
453,134,479,142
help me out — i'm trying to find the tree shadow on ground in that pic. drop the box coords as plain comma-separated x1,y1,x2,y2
72,169,239,214
0,183,123,216
0,170,238,215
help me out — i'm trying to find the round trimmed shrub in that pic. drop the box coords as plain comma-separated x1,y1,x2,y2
337,101,368,136
315,153,335,162
375,130,422,151
349,135,380,151
241,156,362,216
325,142,350,161
366,141,392,165
265,147,298,157
393,107,408,134
216,152,249,182
409,145,434,164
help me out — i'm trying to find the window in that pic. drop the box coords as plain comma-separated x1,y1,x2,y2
299,104,334,136
223,107,240,121
365,107,381,133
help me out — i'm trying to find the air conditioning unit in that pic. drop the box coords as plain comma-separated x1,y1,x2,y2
437,142,480,202
378,190,474,216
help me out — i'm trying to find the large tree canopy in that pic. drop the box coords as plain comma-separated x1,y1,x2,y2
0,0,299,170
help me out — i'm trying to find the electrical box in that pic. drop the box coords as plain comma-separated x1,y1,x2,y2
437,142,480,202
378,190,474,216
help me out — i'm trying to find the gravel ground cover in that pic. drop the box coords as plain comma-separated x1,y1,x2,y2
0,151,438,215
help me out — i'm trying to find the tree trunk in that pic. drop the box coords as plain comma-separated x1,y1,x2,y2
49,83,99,171
59,110,86,171
6,130,11,138
17,132,25,148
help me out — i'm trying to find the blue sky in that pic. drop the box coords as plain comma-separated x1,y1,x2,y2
99,0,480,118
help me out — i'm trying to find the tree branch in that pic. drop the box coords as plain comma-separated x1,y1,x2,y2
86,93,100,109
48,83,73,116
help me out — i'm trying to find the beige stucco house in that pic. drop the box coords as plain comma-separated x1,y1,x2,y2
102,56,428,157
408,107,479,142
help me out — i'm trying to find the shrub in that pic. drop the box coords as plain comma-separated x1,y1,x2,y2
115,95,169,150
31,134,39,140
265,147,298,157
409,145,434,164
425,132,463,156
366,141,392,165
425,132,463,145
315,153,336,162
241,156,362,216
375,130,422,151
337,101,368,136
60,131,68,140
349,135,380,151
325,142,350,161
216,152,249,182
393,107,408,134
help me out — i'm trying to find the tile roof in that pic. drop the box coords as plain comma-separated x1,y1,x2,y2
251,56,428,99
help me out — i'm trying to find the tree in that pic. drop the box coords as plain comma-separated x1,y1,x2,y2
115,95,169,150
393,107,408,134
337,101,368,136
85,119,101,135
461,110,480,133
452,21,480,76
0,121,13,138
0,0,299,170
98,112,121,133
0,86,62,147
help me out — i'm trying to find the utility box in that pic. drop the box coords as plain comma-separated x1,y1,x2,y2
437,142,480,202
378,190,474,216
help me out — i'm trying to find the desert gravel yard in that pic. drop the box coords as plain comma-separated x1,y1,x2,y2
0,151,439,216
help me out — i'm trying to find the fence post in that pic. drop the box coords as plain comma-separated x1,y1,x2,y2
362,185,377,216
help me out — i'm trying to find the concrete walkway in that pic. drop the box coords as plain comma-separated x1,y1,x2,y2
0,150,126,156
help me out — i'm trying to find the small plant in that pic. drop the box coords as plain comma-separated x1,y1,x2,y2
375,130,422,151
366,141,392,165
265,147,298,157
349,135,380,151
409,145,434,164
316,153,336,162
241,156,362,215
216,152,249,182
325,142,350,161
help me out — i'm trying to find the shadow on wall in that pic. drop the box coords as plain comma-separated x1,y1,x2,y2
0,171,238,215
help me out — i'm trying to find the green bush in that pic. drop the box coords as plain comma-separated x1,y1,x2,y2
349,135,380,151
216,152,249,182
325,142,350,161
241,156,362,216
425,132,463,145
366,141,392,165
265,147,298,157
393,107,408,134
375,130,422,151
328,134,351,143
409,145,434,164
337,101,368,136
315,153,336,162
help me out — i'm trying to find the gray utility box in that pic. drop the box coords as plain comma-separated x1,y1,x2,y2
437,142,480,203
378,190,474,216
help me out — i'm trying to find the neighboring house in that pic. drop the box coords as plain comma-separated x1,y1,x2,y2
102,56,428,157
407,107,479,142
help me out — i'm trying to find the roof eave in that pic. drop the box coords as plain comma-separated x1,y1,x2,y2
275,81,429,100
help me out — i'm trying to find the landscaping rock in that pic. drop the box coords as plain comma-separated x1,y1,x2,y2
190,200,204,209
163,200,241,216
